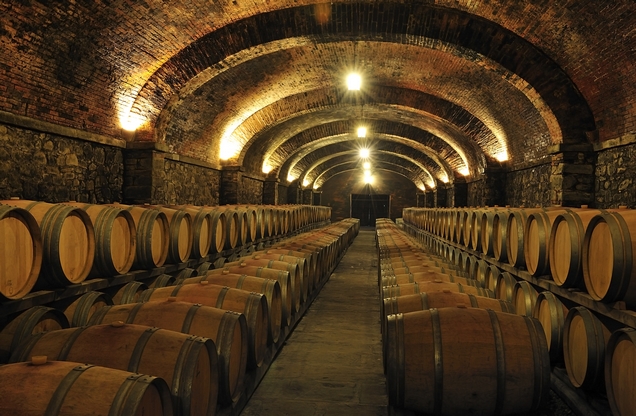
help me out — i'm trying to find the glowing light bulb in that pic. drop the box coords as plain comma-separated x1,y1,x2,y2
357,126,367,138
363,162,371,169
359,148,370,158
459,167,470,176
347,73,361,91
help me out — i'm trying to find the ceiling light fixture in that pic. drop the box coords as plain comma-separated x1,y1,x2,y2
347,73,361,91
359,148,370,158
357,126,367,138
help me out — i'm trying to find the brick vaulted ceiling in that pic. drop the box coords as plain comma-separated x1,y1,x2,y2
1,1,634,191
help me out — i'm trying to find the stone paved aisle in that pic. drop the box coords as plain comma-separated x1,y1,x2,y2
240,229,387,415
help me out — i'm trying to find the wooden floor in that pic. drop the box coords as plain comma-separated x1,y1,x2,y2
240,229,388,415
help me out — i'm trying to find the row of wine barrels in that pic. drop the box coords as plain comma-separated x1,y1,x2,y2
0,200,330,300
0,217,357,415
88,299,248,405
10,322,218,416
139,282,269,371
403,208,636,415
377,219,553,415
405,206,636,307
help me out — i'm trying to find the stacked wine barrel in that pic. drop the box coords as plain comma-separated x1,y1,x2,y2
377,218,550,415
0,217,358,415
0,199,332,301
402,206,636,416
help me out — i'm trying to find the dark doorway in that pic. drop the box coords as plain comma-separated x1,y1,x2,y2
351,193,390,226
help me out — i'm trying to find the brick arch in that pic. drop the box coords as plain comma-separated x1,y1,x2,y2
299,151,435,190
276,132,454,184
240,89,489,176
135,3,592,142
315,165,422,191
281,141,442,189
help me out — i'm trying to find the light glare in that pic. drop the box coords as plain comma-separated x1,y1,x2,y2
495,151,509,162
359,148,370,158
459,166,470,176
364,169,372,178
357,126,367,138
287,174,296,183
262,164,273,174
364,175,374,185
363,162,371,169
347,73,362,90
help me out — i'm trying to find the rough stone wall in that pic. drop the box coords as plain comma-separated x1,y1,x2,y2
595,144,636,208
467,179,486,207
506,164,551,207
278,184,289,204
238,175,263,204
159,159,220,205
0,123,123,203
320,170,417,222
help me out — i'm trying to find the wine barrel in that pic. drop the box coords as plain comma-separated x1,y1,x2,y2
223,209,239,250
0,306,69,362
524,208,569,276
62,291,113,327
88,299,247,405
381,271,480,289
506,208,546,269
112,204,170,269
263,249,317,291
549,208,602,289
382,281,494,299
187,272,284,343
147,273,176,288
495,272,518,302
223,259,301,313
385,307,550,415
513,281,539,316
563,306,610,390
146,206,192,264
605,327,636,416
139,282,269,369
533,291,568,364
11,323,218,416
207,265,296,316
0,358,173,416
382,290,514,338
484,264,502,293
110,281,149,305
0,204,42,299
583,209,636,305
167,205,213,259
2,200,95,288
68,203,136,277
250,252,310,303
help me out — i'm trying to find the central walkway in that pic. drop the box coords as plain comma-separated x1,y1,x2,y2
240,229,388,415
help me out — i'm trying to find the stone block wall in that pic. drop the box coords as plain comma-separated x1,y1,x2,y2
278,184,289,204
239,175,264,204
467,179,486,207
506,164,551,207
0,123,123,203
596,142,636,208
160,159,220,205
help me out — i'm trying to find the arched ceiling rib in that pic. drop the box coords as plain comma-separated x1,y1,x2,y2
5,1,634,189
315,166,421,191
298,151,436,190
278,132,455,185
